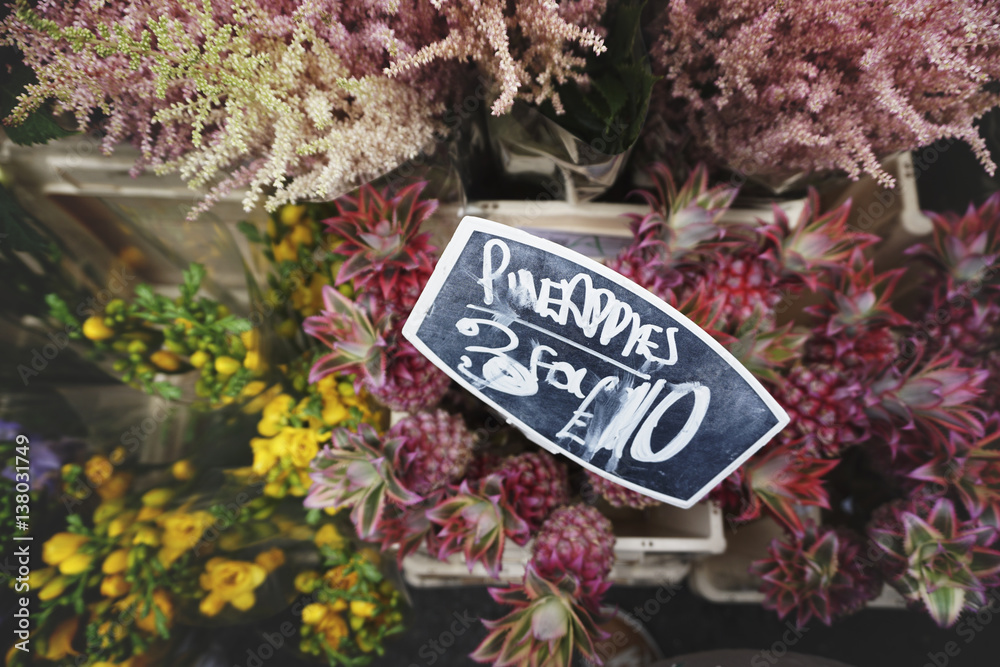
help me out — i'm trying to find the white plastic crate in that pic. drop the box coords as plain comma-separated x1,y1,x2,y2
403,501,724,588
688,516,907,609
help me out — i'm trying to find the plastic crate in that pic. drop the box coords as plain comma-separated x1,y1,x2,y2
403,501,724,588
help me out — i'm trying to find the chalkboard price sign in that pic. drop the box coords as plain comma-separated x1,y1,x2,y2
402,217,789,508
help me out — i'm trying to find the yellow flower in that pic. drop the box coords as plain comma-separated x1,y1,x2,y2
250,437,279,477
302,603,327,625
294,570,320,594
95,620,127,648
243,350,264,371
321,393,349,426
94,498,127,524
137,590,174,634
107,511,137,538
173,317,195,331
323,565,358,591
357,633,378,653
330,598,348,612
100,574,130,598
264,479,286,498
254,547,285,573
215,356,241,375
97,472,132,501
132,526,160,547
258,394,294,436
43,532,90,566
350,600,377,619
292,273,327,316
150,350,182,371
272,238,297,263
318,613,349,650
358,547,381,566
85,455,114,486
289,223,314,248
137,506,164,522
103,549,129,575
171,459,196,481
190,350,210,368
157,511,214,566
283,427,321,468
27,567,56,590
38,575,69,601
314,524,345,551
279,204,307,227
58,552,94,575
242,383,282,414
41,616,79,660
83,315,114,341
241,380,266,397
198,558,268,616
141,487,175,507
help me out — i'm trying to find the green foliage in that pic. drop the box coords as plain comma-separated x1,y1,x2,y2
537,0,657,154
0,46,76,146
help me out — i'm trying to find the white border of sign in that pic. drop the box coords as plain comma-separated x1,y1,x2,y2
403,216,790,509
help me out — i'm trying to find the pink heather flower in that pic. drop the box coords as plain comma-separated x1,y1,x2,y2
2,0,606,216
647,0,1000,188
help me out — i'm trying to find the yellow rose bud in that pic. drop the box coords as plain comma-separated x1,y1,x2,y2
190,350,210,368
107,511,137,538
254,547,285,573
241,381,266,397
132,526,160,547
100,574,130,598
96,473,132,501
330,599,348,612
40,616,79,660
302,603,327,625
294,571,320,594
141,487,174,507
137,506,165,522
264,480,285,497
243,350,263,371
83,315,114,341
314,524,345,551
280,204,308,226
358,547,381,566
93,499,127,525
357,633,376,653
171,459,196,481
27,567,56,590
58,552,94,575
136,589,174,633
215,356,241,375
349,615,365,631
38,575,69,600
43,532,90,566
102,549,130,575
289,224,313,247
84,455,114,486
240,329,259,351
150,350,182,372
350,600,377,619
272,238,297,263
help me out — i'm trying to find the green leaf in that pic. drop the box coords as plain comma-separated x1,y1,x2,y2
922,585,965,628
0,47,76,146
236,220,264,244
0,185,60,259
